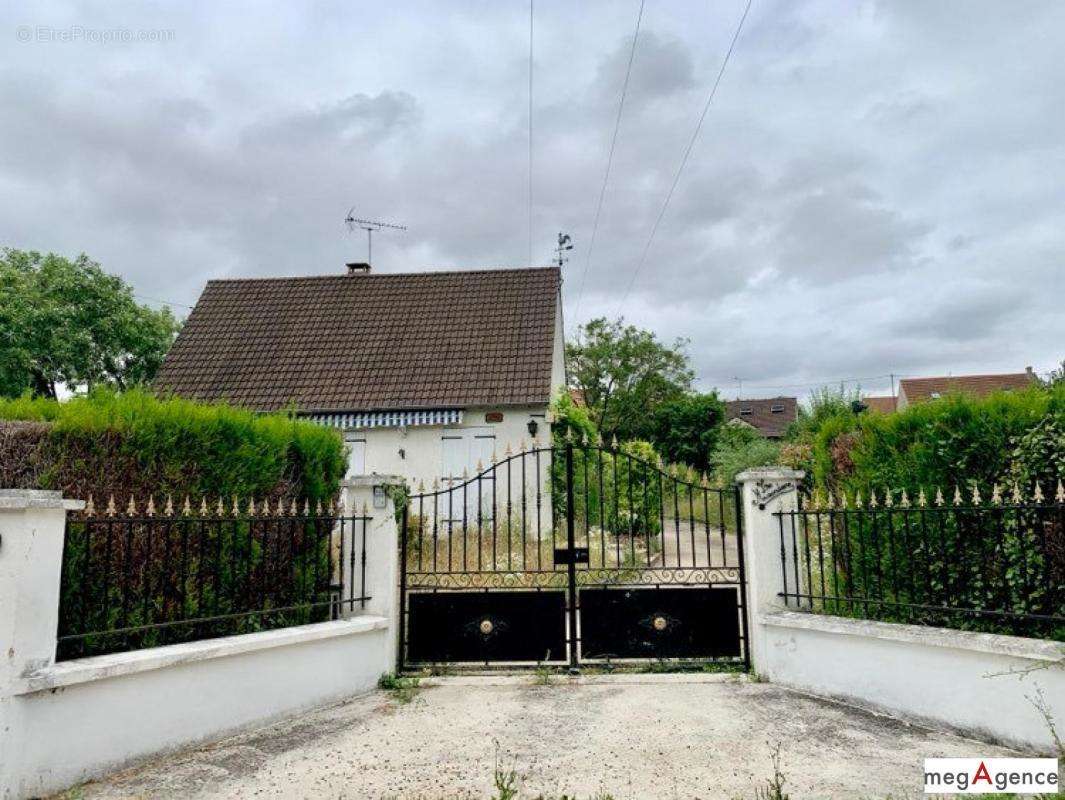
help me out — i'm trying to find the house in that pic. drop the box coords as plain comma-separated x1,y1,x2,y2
724,397,797,439
155,265,565,491
862,395,897,414
896,368,1037,410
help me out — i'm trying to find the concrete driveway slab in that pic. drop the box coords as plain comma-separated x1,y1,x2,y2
62,675,1021,800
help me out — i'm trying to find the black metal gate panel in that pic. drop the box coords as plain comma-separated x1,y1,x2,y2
399,437,749,670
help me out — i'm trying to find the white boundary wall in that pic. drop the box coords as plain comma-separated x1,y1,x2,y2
737,469,1065,754
0,481,401,800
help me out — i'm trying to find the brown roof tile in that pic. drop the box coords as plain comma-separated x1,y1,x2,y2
862,396,897,414
155,267,561,412
724,397,798,438
898,372,1036,404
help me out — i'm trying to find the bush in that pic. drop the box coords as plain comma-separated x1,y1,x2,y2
649,392,726,473
710,424,782,486
0,388,346,504
836,386,1064,496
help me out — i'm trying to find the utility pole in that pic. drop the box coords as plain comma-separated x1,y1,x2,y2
731,376,743,400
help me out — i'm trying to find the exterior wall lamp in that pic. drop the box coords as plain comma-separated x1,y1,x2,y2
526,419,539,439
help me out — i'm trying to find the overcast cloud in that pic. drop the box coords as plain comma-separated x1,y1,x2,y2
2,0,1062,399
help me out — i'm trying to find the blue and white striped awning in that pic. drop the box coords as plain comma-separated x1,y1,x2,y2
306,409,463,430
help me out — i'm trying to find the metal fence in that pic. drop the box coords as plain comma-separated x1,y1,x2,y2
775,484,1065,640
56,496,370,660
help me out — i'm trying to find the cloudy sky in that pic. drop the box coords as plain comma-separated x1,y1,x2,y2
2,0,1062,399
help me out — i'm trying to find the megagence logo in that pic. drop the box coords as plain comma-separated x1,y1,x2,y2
924,758,1058,794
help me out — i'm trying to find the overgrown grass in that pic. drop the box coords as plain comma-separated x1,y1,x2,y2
378,672,422,703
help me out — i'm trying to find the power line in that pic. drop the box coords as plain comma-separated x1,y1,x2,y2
710,373,896,394
615,0,753,315
572,0,645,324
528,0,534,266
135,294,193,310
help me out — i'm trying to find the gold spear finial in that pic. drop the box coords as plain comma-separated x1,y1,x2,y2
990,484,1002,505
840,491,849,510
418,480,425,492
825,491,835,510
1033,482,1044,504
303,498,310,516
854,490,863,509
900,489,910,508
164,494,174,516
701,472,710,489
884,490,894,508
505,442,513,456
361,500,369,516
106,494,117,517
611,434,619,450
247,496,256,516
261,497,272,516
1010,482,1023,505
85,494,95,516
215,496,225,516
146,495,156,517
952,486,963,506
971,485,982,505
290,498,299,516
1056,480,1065,503
868,489,878,508
231,495,240,516
476,459,483,474
316,499,324,516
596,432,604,447
935,487,945,506
127,495,137,516
917,488,927,508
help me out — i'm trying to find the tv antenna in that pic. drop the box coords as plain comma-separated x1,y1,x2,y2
554,232,573,268
344,207,407,264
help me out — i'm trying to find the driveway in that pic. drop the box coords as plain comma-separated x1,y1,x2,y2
65,675,1019,800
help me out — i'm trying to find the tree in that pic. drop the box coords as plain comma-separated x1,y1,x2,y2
649,392,726,473
0,249,181,398
566,317,694,442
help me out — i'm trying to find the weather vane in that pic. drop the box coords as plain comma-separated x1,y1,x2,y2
554,232,573,268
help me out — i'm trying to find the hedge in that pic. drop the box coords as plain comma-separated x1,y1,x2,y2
0,389,347,505
813,385,1065,497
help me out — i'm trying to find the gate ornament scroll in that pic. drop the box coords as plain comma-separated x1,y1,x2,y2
751,478,796,510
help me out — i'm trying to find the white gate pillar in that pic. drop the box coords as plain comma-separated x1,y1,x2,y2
0,490,83,800
736,469,803,673
338,476,404,670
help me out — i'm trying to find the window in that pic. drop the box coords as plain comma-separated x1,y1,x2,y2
740,407,753,415
345,436,366,477
771,404,785,413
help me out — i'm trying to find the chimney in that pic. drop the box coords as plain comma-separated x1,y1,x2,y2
346,262,371,275
1025,365,1035,379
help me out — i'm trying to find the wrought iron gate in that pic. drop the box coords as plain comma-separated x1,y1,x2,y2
398,436,749,670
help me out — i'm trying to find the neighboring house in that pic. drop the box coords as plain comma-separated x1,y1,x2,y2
862,395,898,414
155,265,565,492
724,397,797,439
896,368,1037,410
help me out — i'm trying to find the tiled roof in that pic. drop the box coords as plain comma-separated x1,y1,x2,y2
862,396,897,414
898,372,1036,405
155,267,561,412
724,397,798,438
